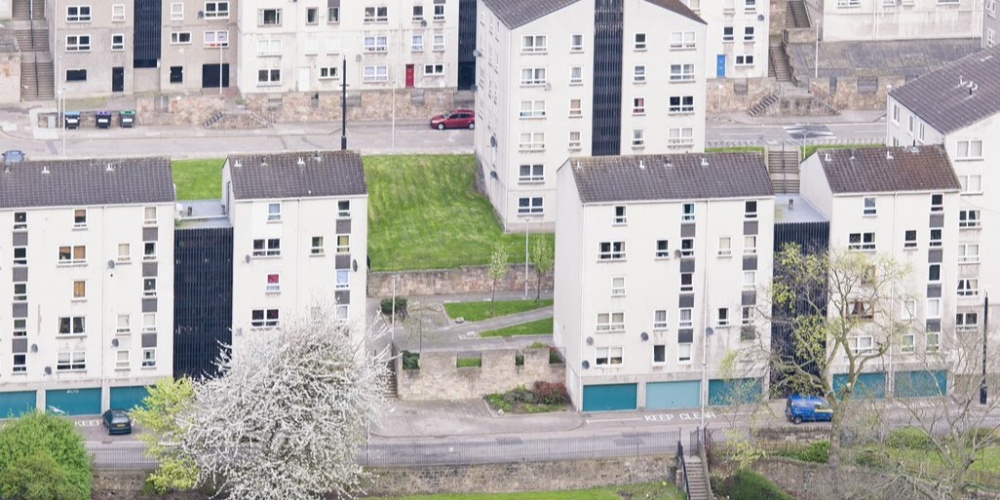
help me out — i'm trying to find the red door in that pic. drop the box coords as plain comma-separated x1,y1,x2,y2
405,64,415,88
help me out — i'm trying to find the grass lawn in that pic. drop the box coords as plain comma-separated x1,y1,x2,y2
172,158,225,200
378,482,684,499
443,299,553,322
886,446,1000,473
705,146,765,154
801,142,883,160
456,357,482,368
479,318,553,338
365,155,554,272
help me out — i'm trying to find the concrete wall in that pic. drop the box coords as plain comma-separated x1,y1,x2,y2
807,75,905,111
769,0,788,35
751,458,931,500
396,347,565,401
367,263,553,297
0,52,21,104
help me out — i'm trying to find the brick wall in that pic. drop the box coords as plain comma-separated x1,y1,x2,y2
368,264,554,297
396,347,565,401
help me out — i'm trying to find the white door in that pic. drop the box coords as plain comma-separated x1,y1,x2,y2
298,67,310,92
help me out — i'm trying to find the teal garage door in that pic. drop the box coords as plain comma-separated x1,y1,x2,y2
582,383,638,412
832,372,886,399
895,370,947,398
646,381,700,410
0,391,37,418
46,388,101,416
709,378,762,406
110,386,149,411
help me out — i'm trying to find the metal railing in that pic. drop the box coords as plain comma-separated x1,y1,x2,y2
676,441,691,500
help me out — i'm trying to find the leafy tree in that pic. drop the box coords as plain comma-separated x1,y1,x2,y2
529,237,554,303
0,412,90,500
177,308,388,500
130,377,198,493
488,240,509,315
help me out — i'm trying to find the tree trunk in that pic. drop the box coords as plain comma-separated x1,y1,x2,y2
828,409,843,498
491,279,497,315
535,270,542,302
951,468,967,500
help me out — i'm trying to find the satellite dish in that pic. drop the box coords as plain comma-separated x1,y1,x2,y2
352,259,359,272
244,254,251,263
30,344,38,353
490,135,497,148
586,336,594,345
107,260,116,269
582,360,590,370
640,332,649,341
706,327,715,336
111,338,120,348
44,366,51,375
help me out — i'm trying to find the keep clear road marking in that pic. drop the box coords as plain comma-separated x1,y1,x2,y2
585,410,718,424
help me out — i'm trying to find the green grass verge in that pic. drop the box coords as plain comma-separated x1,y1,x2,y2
705,146,765,154
443,299,553,322
456,357,482,368
479,318,553,338
365,154,554,272
172,158,224,200
378,482,684,499
801,142,883,160
886,446,1000,473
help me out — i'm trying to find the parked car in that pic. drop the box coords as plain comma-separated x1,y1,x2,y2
102,409,132,435
429,109,475,130
3,150,25,165
786,394,833,424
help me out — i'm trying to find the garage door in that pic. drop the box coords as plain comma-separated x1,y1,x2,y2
894,370,947,398
646,381,700,410
0,391,37,418
110,386,150,411
582,383,638,412
709,378,762,406
45,388,101,416
832,372,886,399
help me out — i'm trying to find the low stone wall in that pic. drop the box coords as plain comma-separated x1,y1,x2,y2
93,470,148,497
397,347,564,401
368,264,553,297
365,455,675,496
707,77,778,113
807,75,904,111
751,458,927,500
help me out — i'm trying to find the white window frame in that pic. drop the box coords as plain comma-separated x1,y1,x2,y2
65,35,91,52
633,65,646,83
863,197,877,216
252,238,281,257
957,312,979,332
518,164,544,183
679,308,693,328
956,140,983,160
424,64,445,76
678,343,692,362
735,54,754,66
681,202,695,222
319,66,339,79
959,210,981,228
596,312,625,333
570,34,584,52
251,308,280,328
958,278,980,297
521,35,547,53
849,336,874,355
848,232,876,251
204,30,229,47
598,241,626,261
57,351,86,371
116,350,130,369
668,127,694,146
519,100,545,119
653,309,669,330
520,67,546,86
112,3,125,21
632,97,645,115
655,239,669,259
634,33,646,50
958,243,980,263
258,8,282,26
611,277,626,297
266,273,281,293
517,197,543,215
171,32,192,45
362,65,389,83
670,31,696,49
336,269,349,290
58,316,86,336
66,5,91,22
411,34,424,52
959,174,983,193
364,35,388,53
595,346,623,366
170,2,183,20
142,348,157,368
718,236,732,257
205,1,230,19
632,129,644,148
570,66,582,85
117,314,131,334
518,132,545,151
718,308,730,327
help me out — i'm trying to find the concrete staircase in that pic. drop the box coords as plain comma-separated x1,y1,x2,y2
202,109,272,129
12,0,30,20
748,87,781,117
769,36,793,83
384,360,398,399
685,456,711,500
14,0,55,102
767,147,801,194
14,25,49,52
787,0,810,28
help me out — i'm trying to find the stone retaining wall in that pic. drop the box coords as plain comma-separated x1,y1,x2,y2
707,77,779,113
368,264,553,297
397,347,564,401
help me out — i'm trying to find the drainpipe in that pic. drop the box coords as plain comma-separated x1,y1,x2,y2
700,198,710,429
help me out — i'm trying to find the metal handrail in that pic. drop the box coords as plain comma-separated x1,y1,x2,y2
676,441,691,500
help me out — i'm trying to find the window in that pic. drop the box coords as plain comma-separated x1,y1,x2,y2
957,312,979,332
171,32,192,44
251,309,280,328
13,212,26,230
908,115,914,134
142,207,157,225
850,301,875,320
653,345,666,363
928,264,941,283
743,271,756,288
258,8,282,26
66,69,87,81
745,0,757,11
519,132,545,151
142,348,156,368
363,5,388,22
517,197,543,215
362,65,389,83
67,5,91,22
596,312,625,332
718,308,730,327
927,298,941,318
170,2,183,20
927,332,940,352
432,34,445,51
839,0,861,6
258,69,281,85
595,347,623,365
680,273,693,292
424,64,445,75
723,26,734,42
900,334,915,353
116,350,130,369
680,238,694,257
892,104,900,124
319,66,339,79
522,35,547,53
599,241,626,261
904,230,917,249
206,1,229,18
930,193,943,212
633,65,646,83
412,4,423,20
568,131,581,150
570,66,582,85
204,30,228,47
960,210,981,228
679,308,693,328
58,316,86,336
142,241,156,261
13,319,25,338
681,203,695,222
141,313,156,333
334,304,349,320
901,300,916,321
848,232,876,251
252,239,281,257
919,123,926,142
668,127,694,146
58,245,87,265
111,34,125,51
849,336,874,355
306,7,318,24
863,197,876,216
612,206,627,225
13,354,26,372
929,229,942,248
958,243,980,263
956,140,983,159
571,34,584,51
743,26,755,41
73,280,86,299
653,310,668,330
518,100,546,119
959,174,982,193
336,269,349,290
632,97,645,115
74,209,87,227
741,307,755,339
745,201,758,219
958,279,979,297
336,235,350,254
266,273,280,293
669,96,694,114
655,239,669,258
143,278,157,297
57,352,86,371
519,164,544,183
117,314,130,334
611,277,626,297
338,200,351,218
13,283,26,302
678,343,692,362
735,55,754,66
670,31,696,49
433,0,445,19
634,33,646,50
632,129,644,148
328,6,340,22
13,247,26,266
411,34,424,51
719,237,732,256
267,202,281,221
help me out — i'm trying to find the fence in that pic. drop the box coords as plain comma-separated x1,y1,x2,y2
705,137,884,151
676,441,691,499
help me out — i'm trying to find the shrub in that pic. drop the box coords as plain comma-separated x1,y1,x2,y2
515,353,524,366
456,357,482,368
888,427,932,450
485,393,512,413
0,412,91,499
401,351,420,370
548,347,563,364
0,451,79,500
534,381,569,405
528,341,548,349
854,447,891,469
964,427,997,446
380,297,408,316
796,440,830,463
725,469,795,500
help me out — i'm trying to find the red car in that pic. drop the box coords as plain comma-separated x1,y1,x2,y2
430,109,475,130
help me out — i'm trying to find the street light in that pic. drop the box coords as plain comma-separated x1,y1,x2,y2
391,79,396,151
520,215,530,298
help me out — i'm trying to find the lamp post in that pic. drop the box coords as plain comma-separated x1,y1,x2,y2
391,79,397,151
218,39,225,95
520,215,530,298
814,20,821,79
981,292,990,405
340,57,348,150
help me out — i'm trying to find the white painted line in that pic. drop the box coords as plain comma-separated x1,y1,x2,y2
585,417,644,423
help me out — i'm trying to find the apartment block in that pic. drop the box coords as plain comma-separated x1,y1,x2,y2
48,0,136,96
807,0,982,42
475,0,707,231
160,0,240,92
554,152,774,412
684,0,769,79
0,158,176,416
236,0,459,95
984,0,998,47
799,145,962,398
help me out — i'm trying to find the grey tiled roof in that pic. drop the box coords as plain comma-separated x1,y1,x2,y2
482,0,579,29
568,153,774,204
644,0,705,24
814,145,960,194
227,150,366,200
0,157,174,209
890,45,1000,134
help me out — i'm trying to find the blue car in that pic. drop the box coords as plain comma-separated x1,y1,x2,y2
786,394,833,424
